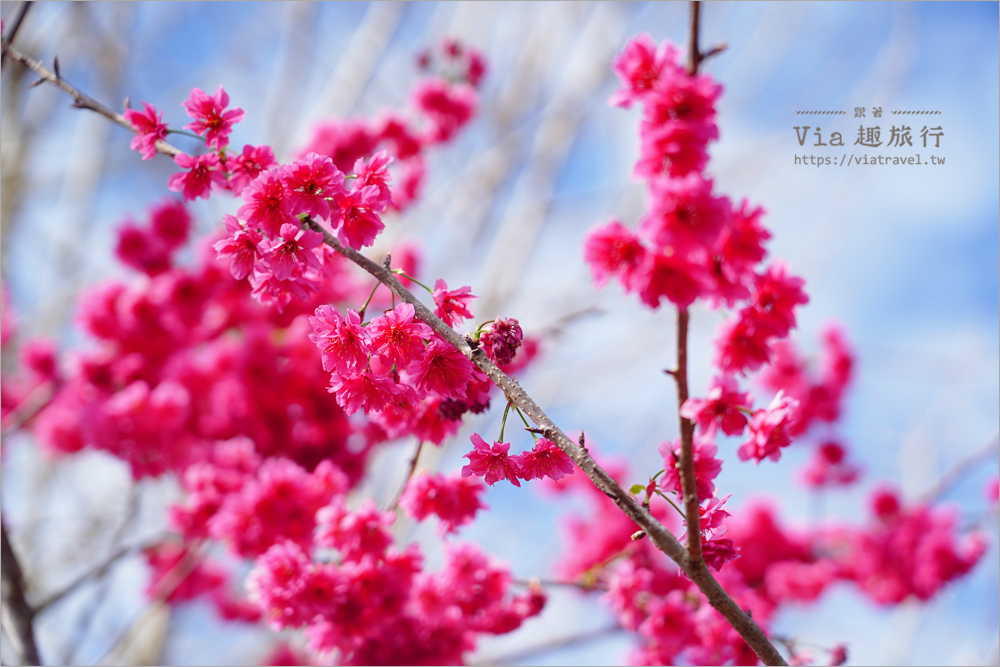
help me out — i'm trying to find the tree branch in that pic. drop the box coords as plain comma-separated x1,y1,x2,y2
0,39,181,159
1,521,42,666
674,308,703,567
0,1,32,67
304,217,787,666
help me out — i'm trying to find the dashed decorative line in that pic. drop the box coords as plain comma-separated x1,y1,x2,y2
891,110,942,115
795,110,846,115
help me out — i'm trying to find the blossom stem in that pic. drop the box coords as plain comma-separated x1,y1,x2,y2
499,400,512,442
357,279,382,321
166,128,205,141
387,440,424,512
656,490,688,521
392,270,434,294
513,405,538,442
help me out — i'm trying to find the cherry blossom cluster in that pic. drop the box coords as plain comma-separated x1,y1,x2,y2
546,449,986,666
461,433,575,487
588,34,811,466
308,303,537,444
121,41,485,312
246,533,544,663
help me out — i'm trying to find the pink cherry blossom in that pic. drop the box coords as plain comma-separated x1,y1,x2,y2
608,34,679,108
260,223,323,281
367,302,433,368
327,369,403,415
400,472,487,535
182,85,245,150
658,435,723,501
332,185,385,250
583,219,648,290
124,102,168,160
411,336,475,400
680,375,752,437
309,305,369,373
282,152,345,220
225,144,276,195
351,150,394,211
514,437,574,481
737,391,800,463
461,433,521,487
213,215,262,280
167,152,226,201
479,318,523,367
432,279,477,327
237,169,296,238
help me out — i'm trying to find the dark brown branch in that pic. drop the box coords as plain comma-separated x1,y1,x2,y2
1,521,42,666
674,308,702,566
304,218,786,666
0,2,32,66
687,0,703,75
0,39,181,158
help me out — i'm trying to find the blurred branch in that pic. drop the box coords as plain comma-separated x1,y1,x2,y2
1,521,41,667
0,39,180,158
472,623,622,666
0,382,55,438
919,431,1000,504
34,502,156,616
93,543,202,666
0,1,31,66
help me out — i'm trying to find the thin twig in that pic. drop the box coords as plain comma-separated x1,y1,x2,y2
0,381,55,438
473,624,623,666
34,533,162,616
387,440,425,512
0,39,181,158
93,542,202,666
919,431,999,503
0,1,31,67
1,521,42,666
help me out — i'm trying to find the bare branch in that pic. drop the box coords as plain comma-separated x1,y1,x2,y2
0,39,181,158
919,431,999,503
1,521,42,666
0,1,31,66
473,623,622,666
